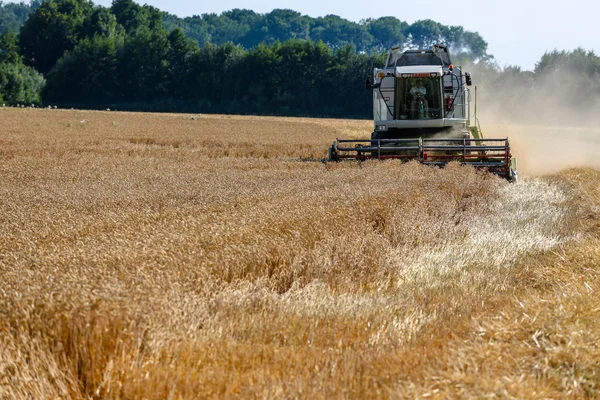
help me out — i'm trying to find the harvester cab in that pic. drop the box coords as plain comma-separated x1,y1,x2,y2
329,45,518,181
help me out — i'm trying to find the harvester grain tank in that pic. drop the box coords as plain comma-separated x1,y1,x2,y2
328,45,518,181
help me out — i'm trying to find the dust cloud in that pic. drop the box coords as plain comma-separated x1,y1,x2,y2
470,66,600,176
485,124,600,175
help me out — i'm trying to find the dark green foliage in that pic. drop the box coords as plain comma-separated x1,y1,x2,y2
41,31,381,117
254,9,310,44
162,9,489,60
406,19,443,49
118,26,170,101
364,17,407,52
0,30,20,64
184,42,244,107
81,6,120,38
311,15,373,51
165,28,199,100
0,61,44,103
0,31,43,104
0,0,41,34
110,0,145,33
43,34,119,102
19,0,94,74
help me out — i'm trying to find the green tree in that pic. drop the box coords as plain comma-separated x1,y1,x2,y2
19,0,93,74
310,15,372,51
117,26,170,101
406,19,444,49
81,6,120,38
0,62,44,103
204,9,260,45
165,27,198,100
163,13,211,47
111,0,141,33
457,30,489,60
0,0,42,34
43,34,119,103
245,9,310,47
364,17,407,52
185,42,244,107
229,42,279,110
324,45,383,117
0,30,20,64
1,30,44,104
273,40,331,112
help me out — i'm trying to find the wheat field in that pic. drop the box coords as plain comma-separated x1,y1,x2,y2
0,108,599,399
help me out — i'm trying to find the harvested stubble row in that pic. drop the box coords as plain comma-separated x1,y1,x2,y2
0,109,598,398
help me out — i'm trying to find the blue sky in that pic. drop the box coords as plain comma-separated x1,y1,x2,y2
92,0,598,71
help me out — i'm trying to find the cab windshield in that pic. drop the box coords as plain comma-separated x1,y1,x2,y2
396,77,441,120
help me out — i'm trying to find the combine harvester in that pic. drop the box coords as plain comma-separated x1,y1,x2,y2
328,45,518,181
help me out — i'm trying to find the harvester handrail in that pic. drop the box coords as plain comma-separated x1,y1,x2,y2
423,161,507,166
422,138,508,142
422,145,507,151
337,146,420,151
337,138,419,143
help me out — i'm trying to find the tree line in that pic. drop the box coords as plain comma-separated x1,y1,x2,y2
2,1,492,60
0,0,599,119
161,9,490,61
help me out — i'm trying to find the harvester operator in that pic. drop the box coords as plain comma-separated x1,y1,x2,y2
410,79,429,118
